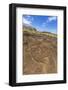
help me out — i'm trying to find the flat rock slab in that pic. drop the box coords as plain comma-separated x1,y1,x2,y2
23,33,57,75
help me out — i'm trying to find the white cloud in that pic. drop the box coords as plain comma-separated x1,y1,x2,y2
23,18,32,25
25,15,34,21
42,16,57,27
42,22,46,27
47,16,57,23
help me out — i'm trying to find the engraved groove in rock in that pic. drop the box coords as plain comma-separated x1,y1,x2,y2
23,33,57,74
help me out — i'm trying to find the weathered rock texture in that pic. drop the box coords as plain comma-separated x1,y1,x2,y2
23,32,57,75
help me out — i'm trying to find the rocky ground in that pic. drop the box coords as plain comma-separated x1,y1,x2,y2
23,32,57,75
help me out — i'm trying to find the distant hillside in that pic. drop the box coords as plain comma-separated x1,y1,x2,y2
23,24,37,32
23,24,57,38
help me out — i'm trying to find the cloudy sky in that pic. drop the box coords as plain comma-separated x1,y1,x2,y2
23,15,57,34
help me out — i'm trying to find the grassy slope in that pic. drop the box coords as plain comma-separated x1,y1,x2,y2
23,29,57,38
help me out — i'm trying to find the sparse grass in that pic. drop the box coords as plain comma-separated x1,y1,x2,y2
23,29,57,38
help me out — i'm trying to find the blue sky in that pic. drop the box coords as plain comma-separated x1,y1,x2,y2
23,15,57,34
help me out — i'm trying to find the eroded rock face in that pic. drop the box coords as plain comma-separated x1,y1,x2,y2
23,33,57,75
